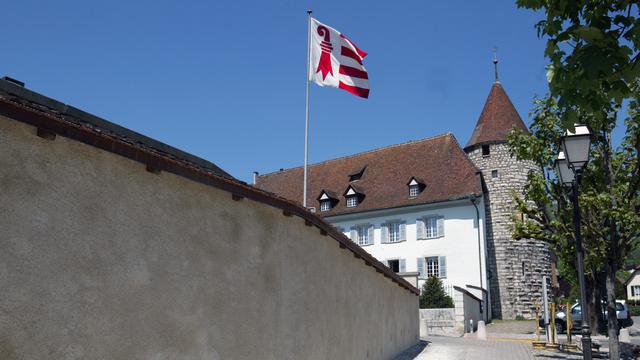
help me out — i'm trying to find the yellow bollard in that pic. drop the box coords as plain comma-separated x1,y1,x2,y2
550,303,556,345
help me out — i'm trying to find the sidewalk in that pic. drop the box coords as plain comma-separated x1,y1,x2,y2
393,336,534,360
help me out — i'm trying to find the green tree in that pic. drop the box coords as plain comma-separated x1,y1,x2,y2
508,94,640,357
515,2,640,358
419,277,455,309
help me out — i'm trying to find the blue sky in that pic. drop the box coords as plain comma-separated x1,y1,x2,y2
2,0,550,182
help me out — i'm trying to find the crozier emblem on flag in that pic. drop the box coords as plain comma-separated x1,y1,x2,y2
309,18,370,98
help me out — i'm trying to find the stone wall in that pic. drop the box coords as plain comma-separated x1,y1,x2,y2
0,115,419,360
419,309,458,337
466,143,551,319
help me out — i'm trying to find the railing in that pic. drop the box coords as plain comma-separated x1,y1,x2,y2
444,284,455,299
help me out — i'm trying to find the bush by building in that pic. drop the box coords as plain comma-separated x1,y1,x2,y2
419,277,454,309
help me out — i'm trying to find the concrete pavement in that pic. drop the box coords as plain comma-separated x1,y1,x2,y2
394,336,534,360
394,318,640,359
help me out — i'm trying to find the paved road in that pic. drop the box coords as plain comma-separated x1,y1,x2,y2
394,336,534,360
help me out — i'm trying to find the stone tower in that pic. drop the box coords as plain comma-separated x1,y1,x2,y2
464,79,551,319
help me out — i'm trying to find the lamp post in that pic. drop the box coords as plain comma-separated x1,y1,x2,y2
555,124,592,360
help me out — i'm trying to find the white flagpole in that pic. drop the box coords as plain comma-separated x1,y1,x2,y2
303,10,312,209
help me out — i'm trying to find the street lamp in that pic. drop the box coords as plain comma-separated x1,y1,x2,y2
562,124,592,174
554,151,575,185
555,124,592,360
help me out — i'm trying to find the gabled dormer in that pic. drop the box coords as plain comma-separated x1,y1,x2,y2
343,184,365,208
407,177,426,198
317,190,338,212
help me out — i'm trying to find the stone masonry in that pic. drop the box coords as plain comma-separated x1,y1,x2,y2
466,143,551,319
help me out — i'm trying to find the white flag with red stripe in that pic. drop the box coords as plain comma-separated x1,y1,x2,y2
309,18,369,99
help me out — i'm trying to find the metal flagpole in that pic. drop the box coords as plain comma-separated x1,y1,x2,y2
303,10,312,208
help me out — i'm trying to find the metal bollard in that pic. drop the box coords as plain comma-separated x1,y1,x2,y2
566,303,572,344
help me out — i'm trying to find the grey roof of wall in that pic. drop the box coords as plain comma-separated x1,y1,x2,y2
0,77,234,180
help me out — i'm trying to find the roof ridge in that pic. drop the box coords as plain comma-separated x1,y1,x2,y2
259,132,454,178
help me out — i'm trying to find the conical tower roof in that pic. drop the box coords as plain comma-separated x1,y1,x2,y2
465,82,528,150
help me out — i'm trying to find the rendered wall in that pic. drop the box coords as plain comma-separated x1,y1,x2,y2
0,116,418,360
328,201,488,294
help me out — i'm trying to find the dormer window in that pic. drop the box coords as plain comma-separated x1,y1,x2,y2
317,190,338,212
320,200,331,211
407,177,425,198
348,166,366,182
343,184,364,208
346,196,358,208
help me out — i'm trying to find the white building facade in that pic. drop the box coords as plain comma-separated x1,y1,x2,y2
257,79,551,319
328,198,488,300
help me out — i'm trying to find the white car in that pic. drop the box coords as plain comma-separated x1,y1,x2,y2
549,301,632,333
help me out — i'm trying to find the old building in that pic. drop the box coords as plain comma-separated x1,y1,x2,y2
464,81,551,319
256,77,551,319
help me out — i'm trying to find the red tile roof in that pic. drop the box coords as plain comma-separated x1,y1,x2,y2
465,82,528,149
256,133,482,216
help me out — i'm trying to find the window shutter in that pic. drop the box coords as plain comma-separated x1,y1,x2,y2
349,226,357,242
437,216,445,237
439,256,447,278
381,224,389,244
368,225,375,245
400,222,406,241
417,257,425,278
417,218,425,240
399,259,406,273
383,260,389,267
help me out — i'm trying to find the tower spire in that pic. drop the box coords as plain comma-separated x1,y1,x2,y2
493,47,499,83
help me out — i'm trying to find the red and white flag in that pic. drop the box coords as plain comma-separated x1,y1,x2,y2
309,18,369,99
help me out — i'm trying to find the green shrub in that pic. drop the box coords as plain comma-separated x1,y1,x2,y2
419,277,454,309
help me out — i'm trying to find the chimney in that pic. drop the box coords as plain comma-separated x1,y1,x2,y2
252,171,259,185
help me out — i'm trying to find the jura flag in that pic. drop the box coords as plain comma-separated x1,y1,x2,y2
309,18,370,98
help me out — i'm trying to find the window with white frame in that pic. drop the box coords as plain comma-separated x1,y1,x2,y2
426,256,439,278
382,221,405,243
350,224,373,246
418,216,443,239
409,184,420,198
320,200,331,211
417,256,446,279
346,196,358,208
356,225,369,246
426,217,438,238
632,285,640,297
388,222,401,242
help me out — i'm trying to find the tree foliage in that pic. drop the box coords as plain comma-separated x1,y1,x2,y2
514,2,640,357
517,0,639,128
419,277,454,309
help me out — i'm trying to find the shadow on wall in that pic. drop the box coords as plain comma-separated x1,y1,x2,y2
392,340,430,360
483,189,502,319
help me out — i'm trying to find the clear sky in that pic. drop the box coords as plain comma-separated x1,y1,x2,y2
2,0,550,183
